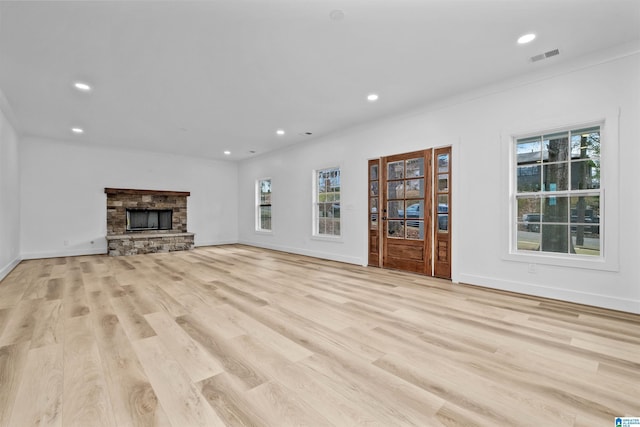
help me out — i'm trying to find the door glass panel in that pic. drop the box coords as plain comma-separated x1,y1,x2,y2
387,161,404,180
370,164,378,180
405,179,424,198
438,174,449,192
406,200,423,219
438,154,449,173
387,201,404,218
370,181,378,196
370,197,378,213
370,213,378,230
387,220,404,238
406,220,424,240
406,158,424,177
387,182,404,199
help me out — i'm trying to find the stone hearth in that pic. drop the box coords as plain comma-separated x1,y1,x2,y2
105,188,194,256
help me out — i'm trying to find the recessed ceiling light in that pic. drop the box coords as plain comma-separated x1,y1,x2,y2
517,33,536,44
223,150,231,155
329,10,345,21
367,93,379,102
71,127,84,134
73,82,92,92
276,129,285,136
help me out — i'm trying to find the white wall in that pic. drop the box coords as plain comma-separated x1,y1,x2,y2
238,46,640,313
20,138,238,258
0,98,21,280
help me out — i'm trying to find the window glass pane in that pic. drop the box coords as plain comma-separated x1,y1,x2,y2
517,137,542,165
571,231,600,256
437,214,448,233
542,196,569,223
370,197,378,213
517,197,542,232
570,127,600,161
517,228,541,251
543,132,569,163
571,160,600,190
260,206,271,230
406,158,424,177
370,213,378,230
388,181,404,199
406,220,424,240
438,174,449,192
517,165,541,192
540,224,569,254
405,179,424,199
388,201,404,218
370,164,378,180
438,154,449,173
387,161,404,180
259,179,271,204
542,163,568,191
387,220,404,238
315,167,340,236
370,181,378,196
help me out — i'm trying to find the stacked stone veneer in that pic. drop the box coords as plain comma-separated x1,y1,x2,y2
105,188,194,256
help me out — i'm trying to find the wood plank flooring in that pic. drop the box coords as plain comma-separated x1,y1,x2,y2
0,244,638,426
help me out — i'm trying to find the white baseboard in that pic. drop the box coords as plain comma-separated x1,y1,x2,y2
194,239,239,248
21,247,107,260
0,257,21,282
458,273,640,314
237,240,363,266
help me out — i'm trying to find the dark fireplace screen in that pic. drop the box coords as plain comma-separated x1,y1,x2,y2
126,209,172,231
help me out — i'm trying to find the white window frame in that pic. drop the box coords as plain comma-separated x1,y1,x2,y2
312,166,342,239
501,111,619,272
256,178,272,233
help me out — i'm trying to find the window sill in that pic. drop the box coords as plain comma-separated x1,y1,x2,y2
503,251,618,272
311,234,343,243
254,230,273,235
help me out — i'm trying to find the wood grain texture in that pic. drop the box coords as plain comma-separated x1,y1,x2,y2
0,244,638,426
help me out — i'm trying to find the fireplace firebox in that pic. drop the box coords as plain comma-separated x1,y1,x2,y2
127,209,172,231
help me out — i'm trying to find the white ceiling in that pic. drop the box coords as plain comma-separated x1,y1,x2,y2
1,0,638,160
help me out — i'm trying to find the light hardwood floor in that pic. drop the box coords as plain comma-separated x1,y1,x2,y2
0,244,638,426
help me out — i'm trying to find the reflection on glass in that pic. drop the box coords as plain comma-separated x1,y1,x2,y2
387,220,404,238
370,181,378,196
405,179,424,198
406,158,424,177
370,197,378,213
387,201,404,218
542,163,568,191
406,221,424,240
370,164,378,180
387,161,404,180
387,182,404,199
438,154,449,173
438,174,448,192
517,165,541,192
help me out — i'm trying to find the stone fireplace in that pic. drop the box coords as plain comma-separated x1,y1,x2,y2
105,188,195,256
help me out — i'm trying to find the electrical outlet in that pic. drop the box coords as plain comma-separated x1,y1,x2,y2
528,263,537,274
63,240,69,246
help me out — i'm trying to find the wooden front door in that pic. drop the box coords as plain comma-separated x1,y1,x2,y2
368,147,452,279
381,150,432,275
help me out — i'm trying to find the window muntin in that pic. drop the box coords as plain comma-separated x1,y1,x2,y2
515,126,601,257
257,178,271,231
314,167,340,237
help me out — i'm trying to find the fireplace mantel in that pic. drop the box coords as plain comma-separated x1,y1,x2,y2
105,187,194,256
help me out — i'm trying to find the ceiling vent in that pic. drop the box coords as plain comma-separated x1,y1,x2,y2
531,48,560,63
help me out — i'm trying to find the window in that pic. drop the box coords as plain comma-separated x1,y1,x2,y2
257,178,272,231
514,125,601,257
314,167,341,237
